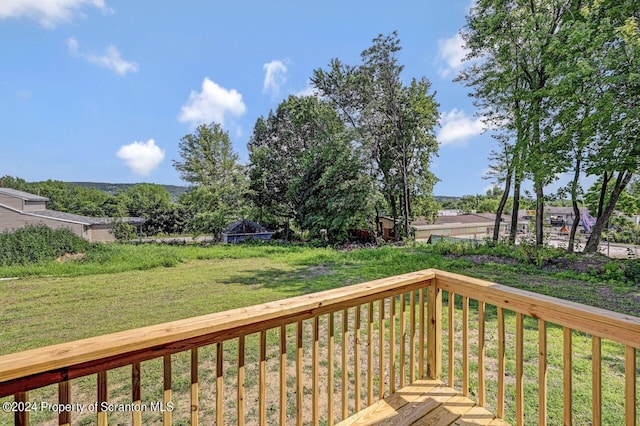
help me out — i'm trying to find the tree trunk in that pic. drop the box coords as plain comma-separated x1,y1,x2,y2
567,154,582,253
597,171,611,219
584,171,633,253
402,155,411,241
509,176,522,244
535,180,545,246
493,168,512,241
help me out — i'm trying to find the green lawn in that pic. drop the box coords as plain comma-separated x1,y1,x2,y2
1,243,638,425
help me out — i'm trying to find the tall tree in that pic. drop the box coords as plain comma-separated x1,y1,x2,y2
579,0,640,252
248,95,374,243
173,123,245,240
461,0,577,246
312,32,440,240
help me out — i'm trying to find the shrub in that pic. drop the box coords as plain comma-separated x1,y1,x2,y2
623,259,640,285
0,225,91,266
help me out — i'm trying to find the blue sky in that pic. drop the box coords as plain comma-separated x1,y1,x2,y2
0,0,495,196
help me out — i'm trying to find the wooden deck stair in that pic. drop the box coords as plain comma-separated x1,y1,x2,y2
338,379,509,426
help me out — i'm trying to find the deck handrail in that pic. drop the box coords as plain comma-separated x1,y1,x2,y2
0,269,436,395
1,268,639,425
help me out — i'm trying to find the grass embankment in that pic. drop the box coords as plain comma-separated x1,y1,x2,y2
1,242,639,425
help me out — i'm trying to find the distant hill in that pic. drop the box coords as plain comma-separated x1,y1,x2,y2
434,195,461,204
70,182,189,200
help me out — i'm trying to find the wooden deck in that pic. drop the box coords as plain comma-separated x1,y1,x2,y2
338,379,509,426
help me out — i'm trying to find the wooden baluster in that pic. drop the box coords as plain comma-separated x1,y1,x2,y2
563,327,572,426
132,362,142,426
296,321,303,426
354,306,362,412
59,381,71,426
328,313,335,426
419,289,425,378
259,330,267,426
190,349,199,426
399,293,406,389
216,342,224,426
625,346,636,426
427,281,442,381
591,335,601,426
97,371,108,426
409,291,416,383
448,292,456,387
390,296,396,394
313,317,320,426
279,327,286,426
238,336,246,426
343,308,350,419
378,299,385,399
497,307,505,419
462,296,469,397
163,355,172,426
14,392,28,426
368,302,374,406
539,320,548,426
516,313,524,426
477,301,485,407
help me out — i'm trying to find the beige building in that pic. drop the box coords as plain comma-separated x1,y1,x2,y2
0,188,142,242
413,213,527,242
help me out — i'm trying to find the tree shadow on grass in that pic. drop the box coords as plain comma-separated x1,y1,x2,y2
220,264,339,297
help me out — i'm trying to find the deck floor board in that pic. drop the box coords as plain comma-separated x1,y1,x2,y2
337,379,509,426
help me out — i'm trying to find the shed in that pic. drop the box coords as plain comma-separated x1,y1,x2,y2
222,219,273,244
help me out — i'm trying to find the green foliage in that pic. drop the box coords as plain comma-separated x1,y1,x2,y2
122,183,185,236
174,123,247,239
109,219,137,241
0,225,91,266
312,32,440,239
623,259,640,284
248,96,374,243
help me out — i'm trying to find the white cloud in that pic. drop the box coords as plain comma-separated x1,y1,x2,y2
262,60,287,97
294,82,318,98
0,0,109,28
178,77,247,127
67,37,138,76
437,109,486,146
436,33,468,78
116,139,165,176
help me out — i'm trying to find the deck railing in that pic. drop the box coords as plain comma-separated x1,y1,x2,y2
0,269,639,425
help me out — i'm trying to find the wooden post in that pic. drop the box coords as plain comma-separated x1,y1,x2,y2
625,346,636,426
59,381,71,426
163,355,172,426
190,349,198,426
97,371,108,426
14,392,28,426
427,279,442,380
132,362,142,426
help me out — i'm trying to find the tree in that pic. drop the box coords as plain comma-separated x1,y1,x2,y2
248,95,374,243
578,1,640,252
173,123,245,240
122,183,183,236
461,0,578,246
312,32,440,239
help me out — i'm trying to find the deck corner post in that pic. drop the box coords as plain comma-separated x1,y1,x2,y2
426,278,442,380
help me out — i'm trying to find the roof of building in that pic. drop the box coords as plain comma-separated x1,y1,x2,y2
0,187,49,202
224,219,271,235
27,210,145,226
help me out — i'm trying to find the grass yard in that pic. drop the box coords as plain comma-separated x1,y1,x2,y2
1,242,639,425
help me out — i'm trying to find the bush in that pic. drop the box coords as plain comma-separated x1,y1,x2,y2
0,225,91,266
623,259,640,285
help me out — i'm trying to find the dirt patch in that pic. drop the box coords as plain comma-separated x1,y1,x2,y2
448,252,611,274
56,252,85,262
449,254,520,266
